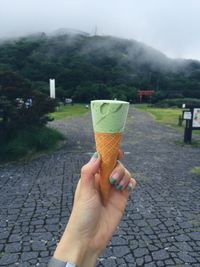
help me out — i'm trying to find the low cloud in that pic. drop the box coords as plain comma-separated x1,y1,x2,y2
0,0,200,60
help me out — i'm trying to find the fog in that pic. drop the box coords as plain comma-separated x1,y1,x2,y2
0,0,200,60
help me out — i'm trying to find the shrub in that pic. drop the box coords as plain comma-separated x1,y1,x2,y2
0,71,57,138
154,98,200,108
0,126,64,162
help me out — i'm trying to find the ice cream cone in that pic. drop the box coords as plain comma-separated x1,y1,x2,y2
95,132,122,205
91,100,129,205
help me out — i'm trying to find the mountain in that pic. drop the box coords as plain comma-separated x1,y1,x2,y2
0,31,200,102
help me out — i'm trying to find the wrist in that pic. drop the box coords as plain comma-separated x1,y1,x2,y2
54,229,88,266
80,249,99,267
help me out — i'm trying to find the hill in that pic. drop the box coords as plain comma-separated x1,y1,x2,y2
0,31,200,102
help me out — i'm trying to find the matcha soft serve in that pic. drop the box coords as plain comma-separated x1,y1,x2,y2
91,100,129,133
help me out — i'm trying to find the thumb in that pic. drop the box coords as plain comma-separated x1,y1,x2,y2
80,152,101,190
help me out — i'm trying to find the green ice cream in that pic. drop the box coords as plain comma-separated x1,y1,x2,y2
91,100,129,133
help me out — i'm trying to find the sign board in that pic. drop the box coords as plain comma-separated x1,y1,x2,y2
192,108,200,128
65,98,72,104
183,111,192,120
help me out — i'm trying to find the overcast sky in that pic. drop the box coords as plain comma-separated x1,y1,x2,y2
0,0,200,60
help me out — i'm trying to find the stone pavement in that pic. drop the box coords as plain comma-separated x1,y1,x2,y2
0,106,200,267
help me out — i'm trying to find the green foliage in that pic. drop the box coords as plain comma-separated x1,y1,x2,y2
154,98,200,108
0,70,56,137
0,126,64,162
0,34,200,102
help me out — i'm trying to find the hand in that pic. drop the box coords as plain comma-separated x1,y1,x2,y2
54,152,136,267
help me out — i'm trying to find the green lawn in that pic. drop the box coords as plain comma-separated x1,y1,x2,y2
50,104,89,120
135,104,182,127
191,167,200,176
135,104,200,135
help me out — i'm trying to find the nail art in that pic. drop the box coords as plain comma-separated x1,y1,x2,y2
92,152,99,158
90,152,99,162
127,183,133,191
109,177,116,185
116,184,123,190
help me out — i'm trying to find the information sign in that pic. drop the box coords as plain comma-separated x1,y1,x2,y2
183,111,192,120
192,108,200,128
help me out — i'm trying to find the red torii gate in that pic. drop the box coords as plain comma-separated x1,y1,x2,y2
138,90,155,103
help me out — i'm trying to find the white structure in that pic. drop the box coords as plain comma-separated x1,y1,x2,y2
49,79,56,99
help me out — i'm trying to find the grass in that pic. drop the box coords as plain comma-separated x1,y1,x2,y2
50,104,89,120
135,104,200,135
191,167,200,176
0,126,65,163
175,140,200,147
135,104,182,127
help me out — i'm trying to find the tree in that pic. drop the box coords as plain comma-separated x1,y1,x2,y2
0,71,56,139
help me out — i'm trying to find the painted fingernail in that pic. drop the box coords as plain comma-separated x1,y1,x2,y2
109,177,116,185
109,172,119,185
127,183,133,191
116,184,123,190
90,152,99,162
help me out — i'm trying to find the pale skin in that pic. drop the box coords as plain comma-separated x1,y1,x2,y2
53,152,136,267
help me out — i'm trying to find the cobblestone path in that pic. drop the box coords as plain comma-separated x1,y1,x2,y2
0,106,200,267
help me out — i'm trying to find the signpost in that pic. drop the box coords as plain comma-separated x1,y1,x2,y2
183,106,200,143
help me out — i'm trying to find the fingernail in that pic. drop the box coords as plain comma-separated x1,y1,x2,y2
90,152,99,163
127,183,133,191
116,184,123,190
109,172,119,185
109,177,116,185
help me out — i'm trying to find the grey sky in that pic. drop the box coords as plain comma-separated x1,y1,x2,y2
0,0,200,60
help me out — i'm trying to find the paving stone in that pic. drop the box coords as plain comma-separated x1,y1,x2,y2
148,245,159,252
136,257,144,266
40,251,49,257
133,220,148,227
147,219,161,226
144,255,152,263
0,254,19,265
164,259,175,265
8,234,21,242
177,252,197,263
188,232,200,241
144,263,157,267
5,243,21,253
128,264,136,267
152,249,170,260
31,241,46,251
157,261,165,266
101,258,116,267
21,252,38,261
175,234,191,242
133,247,148,258
174,242,193,252
124,253,134,263
113,246,130,257
111,236,128,245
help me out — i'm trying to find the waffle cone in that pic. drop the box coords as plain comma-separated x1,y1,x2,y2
94,132,122,205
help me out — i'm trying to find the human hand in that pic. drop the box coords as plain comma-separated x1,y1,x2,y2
54,152,136,267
